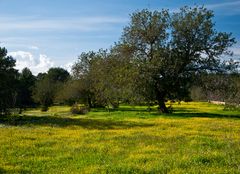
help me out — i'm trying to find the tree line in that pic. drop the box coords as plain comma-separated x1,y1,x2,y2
0,6,239,115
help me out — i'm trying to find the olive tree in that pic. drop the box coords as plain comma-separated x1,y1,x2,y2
120,7,236,113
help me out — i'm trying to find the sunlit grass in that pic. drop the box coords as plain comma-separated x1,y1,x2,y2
0,102,240,173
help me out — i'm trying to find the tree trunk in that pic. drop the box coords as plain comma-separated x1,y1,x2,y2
87,97,92,108
19,107,22,114
87,95,94,109
157,97,169,113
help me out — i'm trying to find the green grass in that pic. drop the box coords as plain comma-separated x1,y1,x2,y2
0,102,240,173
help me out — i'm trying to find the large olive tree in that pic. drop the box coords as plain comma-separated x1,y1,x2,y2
120,6,236,113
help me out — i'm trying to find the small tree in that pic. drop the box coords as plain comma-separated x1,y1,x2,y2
47,67,70,82
72,51,106,108
56,79,92,106
17,68,36,113
33,67,70,111
72,49,138,109
33,77,55,111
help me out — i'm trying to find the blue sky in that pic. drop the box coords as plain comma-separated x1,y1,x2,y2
0,0,239,74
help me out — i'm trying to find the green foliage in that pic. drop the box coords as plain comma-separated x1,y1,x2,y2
16,68,36,111
47,67,70,82
67,6,238,113
33,67,70,110
192,73,240,105
1,6,239,116
120,6,236,112
55,80,82,105
71,51,99,107
89,51,125,107
0,47,19,115
33,76,55,110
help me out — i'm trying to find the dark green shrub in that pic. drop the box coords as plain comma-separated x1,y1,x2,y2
41,105,49,112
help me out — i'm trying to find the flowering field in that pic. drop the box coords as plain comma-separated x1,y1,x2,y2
0,102,240,173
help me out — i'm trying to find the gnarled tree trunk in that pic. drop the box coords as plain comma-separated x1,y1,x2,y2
158,98,169,113
156,91,169,113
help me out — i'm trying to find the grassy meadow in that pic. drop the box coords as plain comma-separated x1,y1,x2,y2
0,102,240,173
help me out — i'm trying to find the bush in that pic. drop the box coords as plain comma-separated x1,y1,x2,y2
70,104,89,115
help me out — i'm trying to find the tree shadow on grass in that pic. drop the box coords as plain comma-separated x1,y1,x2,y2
115,107,151,112
91,107,153,113
0,167,6,174
172,108,198,113
164,112,240,119
0,115,154,130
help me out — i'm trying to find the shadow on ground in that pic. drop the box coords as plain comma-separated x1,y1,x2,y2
0,168,6,174
91,107,149,112
0,115,154,129
170,112,240,119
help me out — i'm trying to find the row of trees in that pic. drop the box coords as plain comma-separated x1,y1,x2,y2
191,73,240,104
67,6,238,113
0,47,70,114
1,6,239,115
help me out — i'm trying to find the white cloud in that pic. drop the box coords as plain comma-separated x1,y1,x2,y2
206,1,240,9
61,62,74,74
231,47,240,62
29,46,39,50
8,51,54,75
0,16,128,32
231,47,240,56
206,1,240,15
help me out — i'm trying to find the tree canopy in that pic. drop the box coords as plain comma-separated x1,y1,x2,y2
16,67,36,112
33,67,70,111
119,6,236,112
0,47,19,115
0,6,239,115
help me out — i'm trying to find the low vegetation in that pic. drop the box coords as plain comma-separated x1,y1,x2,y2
0,102,240,173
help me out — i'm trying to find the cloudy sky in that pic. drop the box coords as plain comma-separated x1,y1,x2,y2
0,0,239,75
